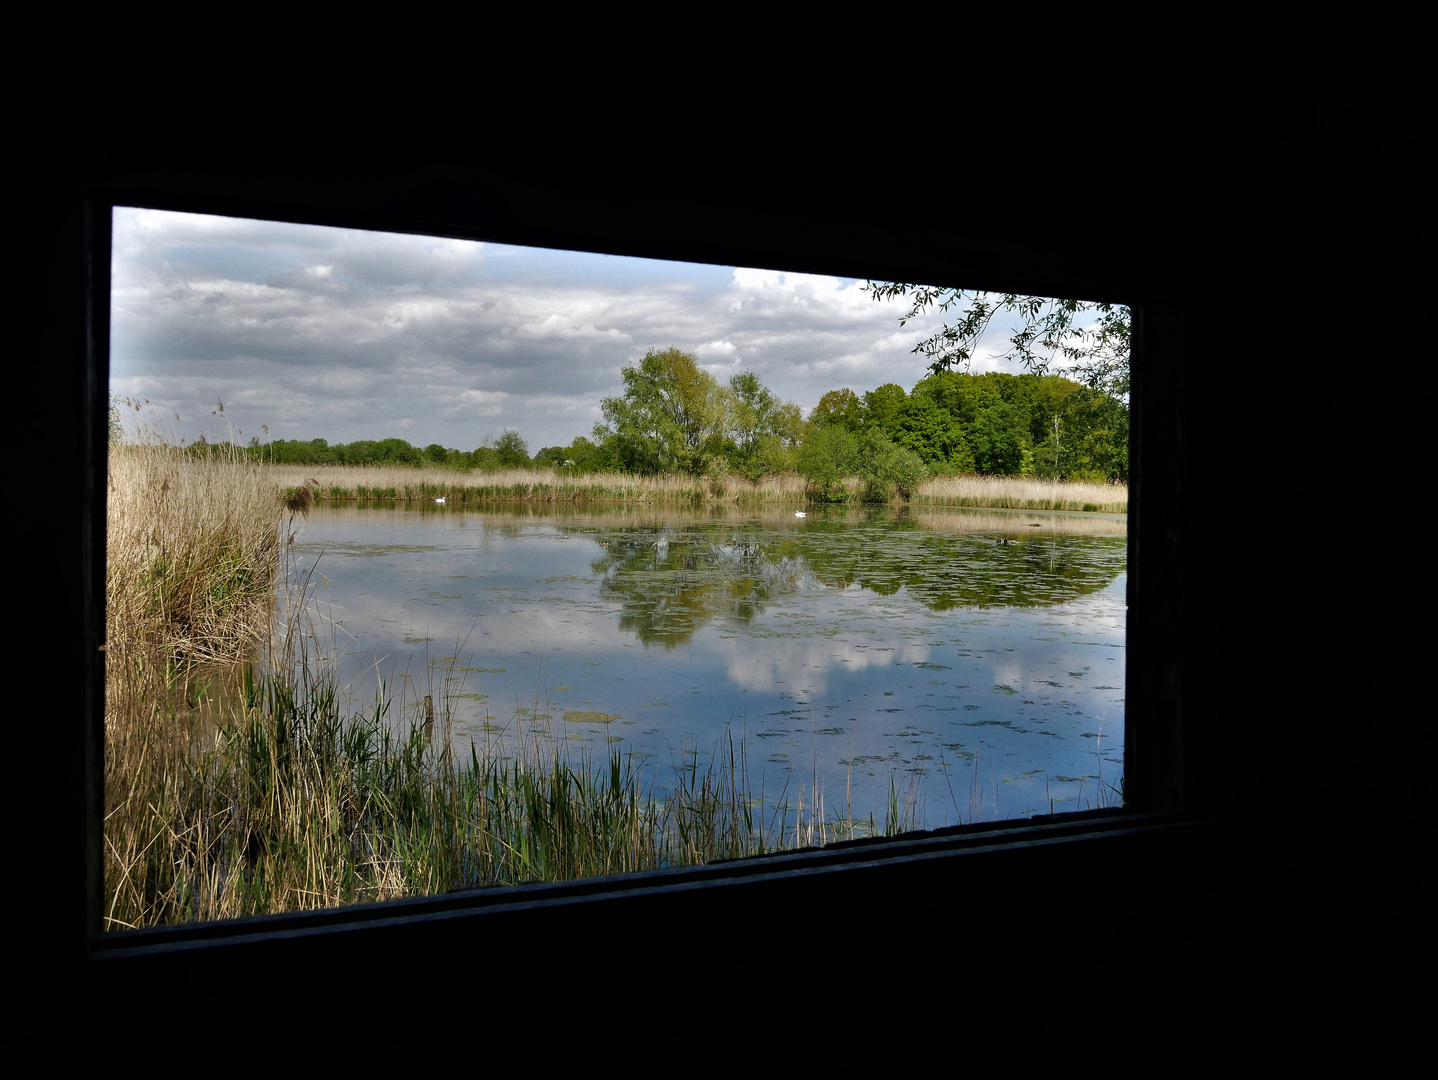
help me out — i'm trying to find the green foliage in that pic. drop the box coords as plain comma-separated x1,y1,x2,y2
595,348,728,475
494,428,530,468
727,371,775,455
263,436,434,467
811,370,1126,482
888,391,971,469
1029,386,1128,481
726,371,804,480
965,392,1032,475
742,434,800,480
561,435,615,475
857,431,927,502
108,394,124,446
797,423,859,500
809,388,865,432
864,283,1130,397
861,383,907,432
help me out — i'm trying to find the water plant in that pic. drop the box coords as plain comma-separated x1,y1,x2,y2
106,629,894,926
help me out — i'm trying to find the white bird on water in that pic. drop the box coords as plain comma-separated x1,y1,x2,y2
794,511,806,518
434,497,446,504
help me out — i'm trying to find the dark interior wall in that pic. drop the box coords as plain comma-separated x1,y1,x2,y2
16,69,1424,1066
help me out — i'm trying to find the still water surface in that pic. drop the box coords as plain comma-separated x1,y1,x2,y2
289,503,1125,830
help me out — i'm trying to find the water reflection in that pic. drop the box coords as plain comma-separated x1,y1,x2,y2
290,503,1126,826
588,526,809,647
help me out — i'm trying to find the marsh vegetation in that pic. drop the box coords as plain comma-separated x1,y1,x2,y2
262,462,1126,513
105,442,1123,929
104,454,935,929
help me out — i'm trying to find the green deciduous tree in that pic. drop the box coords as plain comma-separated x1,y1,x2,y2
494,429,530,468
857,431,927,501
861,383,907,432
966,393,1033,475
812,369,1125,480
888,391,971,470
808,388,865,432
596,348,728,475
725,371,803,479
797,423,859,501
726,371,776,456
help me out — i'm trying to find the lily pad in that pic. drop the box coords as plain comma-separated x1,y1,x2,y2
562,710,621,724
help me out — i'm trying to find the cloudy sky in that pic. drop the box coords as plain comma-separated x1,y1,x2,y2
110,207,1084,453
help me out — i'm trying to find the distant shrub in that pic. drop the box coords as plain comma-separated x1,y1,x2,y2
858,432,927,502
797,424,859,501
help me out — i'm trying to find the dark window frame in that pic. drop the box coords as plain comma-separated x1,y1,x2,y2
31,66,1420,1065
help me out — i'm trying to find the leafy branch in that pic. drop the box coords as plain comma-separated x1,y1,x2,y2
864,283,1130,397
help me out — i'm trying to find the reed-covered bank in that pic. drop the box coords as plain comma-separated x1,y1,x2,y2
105,451,906,929
265,463,806,505
104,442,281,926
913,474,1127,514
104,641,901,928
104,653,787,927
106,445,280,684
264,463,1126,513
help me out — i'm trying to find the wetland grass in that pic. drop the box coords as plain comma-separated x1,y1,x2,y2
912,474,1127,514
268,464,1125,513
107,443,280,669
267,464,809,507
104,636,884,927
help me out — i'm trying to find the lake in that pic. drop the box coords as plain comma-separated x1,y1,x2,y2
286,502,1126,834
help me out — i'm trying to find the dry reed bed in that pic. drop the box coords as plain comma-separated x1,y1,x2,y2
264,464,808,504
265,464,1126,512
104,444,283,926
914,474,1127,513
106,445,280,674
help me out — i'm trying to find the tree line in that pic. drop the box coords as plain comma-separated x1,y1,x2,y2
181,346,1127,488
256,430,533,470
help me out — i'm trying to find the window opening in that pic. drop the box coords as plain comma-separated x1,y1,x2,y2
104,207,1129,929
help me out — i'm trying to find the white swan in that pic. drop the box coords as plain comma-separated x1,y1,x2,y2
434,497,446,504
794,511,806,518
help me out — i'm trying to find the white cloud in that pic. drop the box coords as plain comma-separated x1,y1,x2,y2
717,635,926,697
110,208,1084,451
695,340,738,362
457,389,508,404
